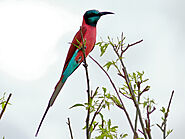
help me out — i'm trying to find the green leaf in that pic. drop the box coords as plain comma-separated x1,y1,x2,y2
99,112,104,122
133,72,136,82
82,125,86,130
150,99,155,104
120,133,128,138
105,93,111,99
108,119,111,130
104,61,113,71
102,87,107,93
1,101,4,109
161,116,165,121
96,41,102,45
143,101,147,108
105,100,110,110
75,37,81,45
143,79,149,82
166,129,173,137
142,85,150,92
72,43,79,48
111,126,118,132
69,103,85,109
108,36,115,47
99,42,109,56
134,84,136,90
160,107,166,113
111,95,122,107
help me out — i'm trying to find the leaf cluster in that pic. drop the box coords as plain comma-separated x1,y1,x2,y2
70,87,126,138
94,119,128,139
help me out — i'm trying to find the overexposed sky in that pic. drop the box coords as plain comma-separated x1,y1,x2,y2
0,1,79,80
0,0,184,139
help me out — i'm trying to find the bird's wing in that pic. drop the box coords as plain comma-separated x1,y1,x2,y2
62,26,87,74
35,26,87,137
49,26,87,108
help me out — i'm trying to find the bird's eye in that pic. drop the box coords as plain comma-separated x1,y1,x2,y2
88,13,95,17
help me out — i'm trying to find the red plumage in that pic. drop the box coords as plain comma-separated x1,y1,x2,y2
52,18,96,106
62,19,96,75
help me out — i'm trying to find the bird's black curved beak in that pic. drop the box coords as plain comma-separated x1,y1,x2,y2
99,11,114,16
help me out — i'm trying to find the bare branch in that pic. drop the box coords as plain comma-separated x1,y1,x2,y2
163,90,174,139
66,118,74,139
138,129,144,135
166,91,174,117
121,39,143,56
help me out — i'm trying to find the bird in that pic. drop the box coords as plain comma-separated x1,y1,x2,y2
35,9,114,136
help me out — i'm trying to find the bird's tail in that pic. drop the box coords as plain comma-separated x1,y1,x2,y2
49,79,65,107
35,79,65,137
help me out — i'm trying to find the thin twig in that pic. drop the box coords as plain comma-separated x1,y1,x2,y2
121,39,143,56
166,91,174,115
89,100,104,128
89,55,138,138
146,105,155,139
0,93,12,120
138,129,144,135
92,87,99,99
66,118,74,139
92,122,98,132
163,90,174,139
119,90,132,100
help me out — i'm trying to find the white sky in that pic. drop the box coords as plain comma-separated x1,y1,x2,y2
0,1,79,80
0,0,185,139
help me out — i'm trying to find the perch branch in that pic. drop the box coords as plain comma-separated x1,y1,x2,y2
80,27,91,139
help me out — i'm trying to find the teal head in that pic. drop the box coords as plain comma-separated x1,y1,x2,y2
84,10,114,27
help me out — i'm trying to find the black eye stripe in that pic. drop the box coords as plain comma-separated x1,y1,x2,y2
88,13,95,17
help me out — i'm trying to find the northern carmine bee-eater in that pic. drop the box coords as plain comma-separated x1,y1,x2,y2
35,9,114,136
